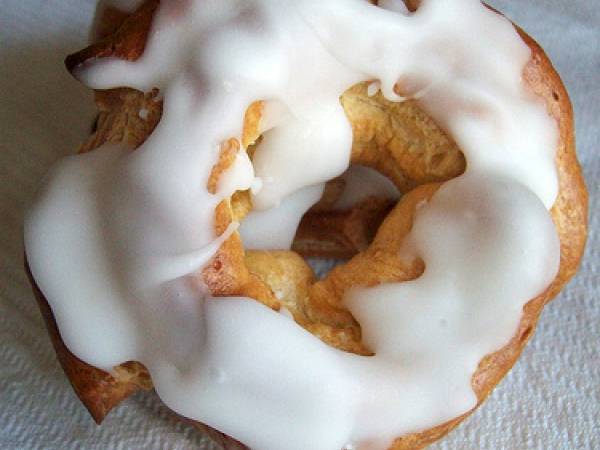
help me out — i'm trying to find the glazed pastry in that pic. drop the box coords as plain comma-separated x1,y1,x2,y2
25,1,587,449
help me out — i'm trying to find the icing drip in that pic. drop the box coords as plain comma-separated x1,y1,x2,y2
240,165,400,251
25,1,560,449
377,0,410,15
240,183,325,250
334,165,400,210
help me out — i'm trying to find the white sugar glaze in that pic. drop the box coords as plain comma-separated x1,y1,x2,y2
25,1,561,449
240,165,399,250
240,183,325,250
335,165,400,210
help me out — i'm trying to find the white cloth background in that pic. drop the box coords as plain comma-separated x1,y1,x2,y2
0,1,597,449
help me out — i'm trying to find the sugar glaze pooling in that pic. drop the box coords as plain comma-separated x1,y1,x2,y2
240,165,401,251
25,1,561,449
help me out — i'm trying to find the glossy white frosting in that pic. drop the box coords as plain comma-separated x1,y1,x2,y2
334,165,400,210
240,165,400,250
240,183,325,250
25,1,560,449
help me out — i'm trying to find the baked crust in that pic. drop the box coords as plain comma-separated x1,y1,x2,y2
26,1,587,449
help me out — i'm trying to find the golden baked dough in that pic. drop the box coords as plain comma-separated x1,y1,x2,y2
27,1,587,449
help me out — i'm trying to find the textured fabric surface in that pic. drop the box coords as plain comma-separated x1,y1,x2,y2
0,1,597,449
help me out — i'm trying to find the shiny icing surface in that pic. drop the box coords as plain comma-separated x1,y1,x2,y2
240,183,325,250
25,1,560,449
334,165,400,210
240,165,400,251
